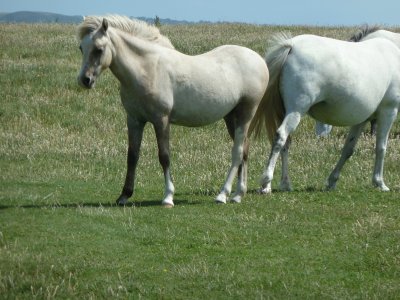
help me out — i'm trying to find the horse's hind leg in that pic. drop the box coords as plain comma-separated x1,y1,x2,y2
231,138,249,203
216,125,247,204
372,107,398,191
279,138,292,191
116,116,145,205
224,114,249,203
153,116,175,207
327,122,366,190
216,110,250,204
260,111,301,193
260,135,291,194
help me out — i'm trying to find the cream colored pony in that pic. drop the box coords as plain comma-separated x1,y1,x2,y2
77,15,269,207
251,30,400,193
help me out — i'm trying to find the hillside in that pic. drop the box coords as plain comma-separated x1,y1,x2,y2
0,11,195,24
0,11,83,23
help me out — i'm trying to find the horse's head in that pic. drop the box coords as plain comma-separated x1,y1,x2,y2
78,18,113,89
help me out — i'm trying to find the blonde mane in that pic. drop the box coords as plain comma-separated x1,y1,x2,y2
77,15,174,49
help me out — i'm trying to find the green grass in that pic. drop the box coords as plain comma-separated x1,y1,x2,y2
1,23,400,299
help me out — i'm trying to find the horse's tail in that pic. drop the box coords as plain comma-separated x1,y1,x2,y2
249,32,293,143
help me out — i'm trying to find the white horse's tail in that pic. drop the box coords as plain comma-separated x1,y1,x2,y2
250,32,293,143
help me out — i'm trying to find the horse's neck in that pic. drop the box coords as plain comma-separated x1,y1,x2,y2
108,29,156,86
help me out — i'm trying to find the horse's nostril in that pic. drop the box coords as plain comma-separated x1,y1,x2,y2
83,76,91,87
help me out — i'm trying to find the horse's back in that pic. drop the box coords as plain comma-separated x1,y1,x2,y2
198,45,268,93
289,35,399,72
169,45,268,126
362,30,400,48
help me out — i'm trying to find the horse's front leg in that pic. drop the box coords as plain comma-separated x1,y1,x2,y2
153,116,175,207
116,116,145,205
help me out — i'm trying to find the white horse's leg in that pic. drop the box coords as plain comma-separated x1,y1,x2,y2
260,112,302,193
217,113,250,204
327,122,366,190
315,121,333,137
216,126,246,204
217,116,235,204
231,139,249,203
153,116,175,207
279,139,292,191
372,108,398,191
116,116,145,206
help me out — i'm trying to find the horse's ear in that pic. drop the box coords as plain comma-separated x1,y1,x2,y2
102,18,109,32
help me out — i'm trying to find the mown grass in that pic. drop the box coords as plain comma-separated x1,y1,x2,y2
1,22,400,299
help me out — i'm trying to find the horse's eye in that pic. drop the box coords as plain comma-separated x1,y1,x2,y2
79,45,83,53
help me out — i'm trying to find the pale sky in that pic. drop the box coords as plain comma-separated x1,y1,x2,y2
1,0,399,26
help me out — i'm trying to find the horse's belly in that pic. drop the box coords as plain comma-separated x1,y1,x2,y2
309,100,375,126
170,99,237,127
170,82,243,126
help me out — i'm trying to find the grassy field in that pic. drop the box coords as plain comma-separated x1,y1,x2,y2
1,22,400,299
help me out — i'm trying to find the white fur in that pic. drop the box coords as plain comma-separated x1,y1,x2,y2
316,29,400,136
262,33,400,192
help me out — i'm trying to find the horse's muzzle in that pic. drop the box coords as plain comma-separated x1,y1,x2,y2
78,74,95,89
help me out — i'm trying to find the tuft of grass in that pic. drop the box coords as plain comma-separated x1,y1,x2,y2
1,23,400,299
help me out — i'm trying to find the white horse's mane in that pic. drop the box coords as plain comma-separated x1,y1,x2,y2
77,15,174,49
349,25,381,42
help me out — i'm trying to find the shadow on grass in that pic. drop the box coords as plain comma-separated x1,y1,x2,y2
4,185,385,210
0,198,203,210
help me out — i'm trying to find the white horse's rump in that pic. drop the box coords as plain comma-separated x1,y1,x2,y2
77,15,269,206
251,32,400,193
316,26,400,136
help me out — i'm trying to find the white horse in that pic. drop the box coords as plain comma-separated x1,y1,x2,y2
250,31,400,193
77,15,269,207
316,26,400,137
